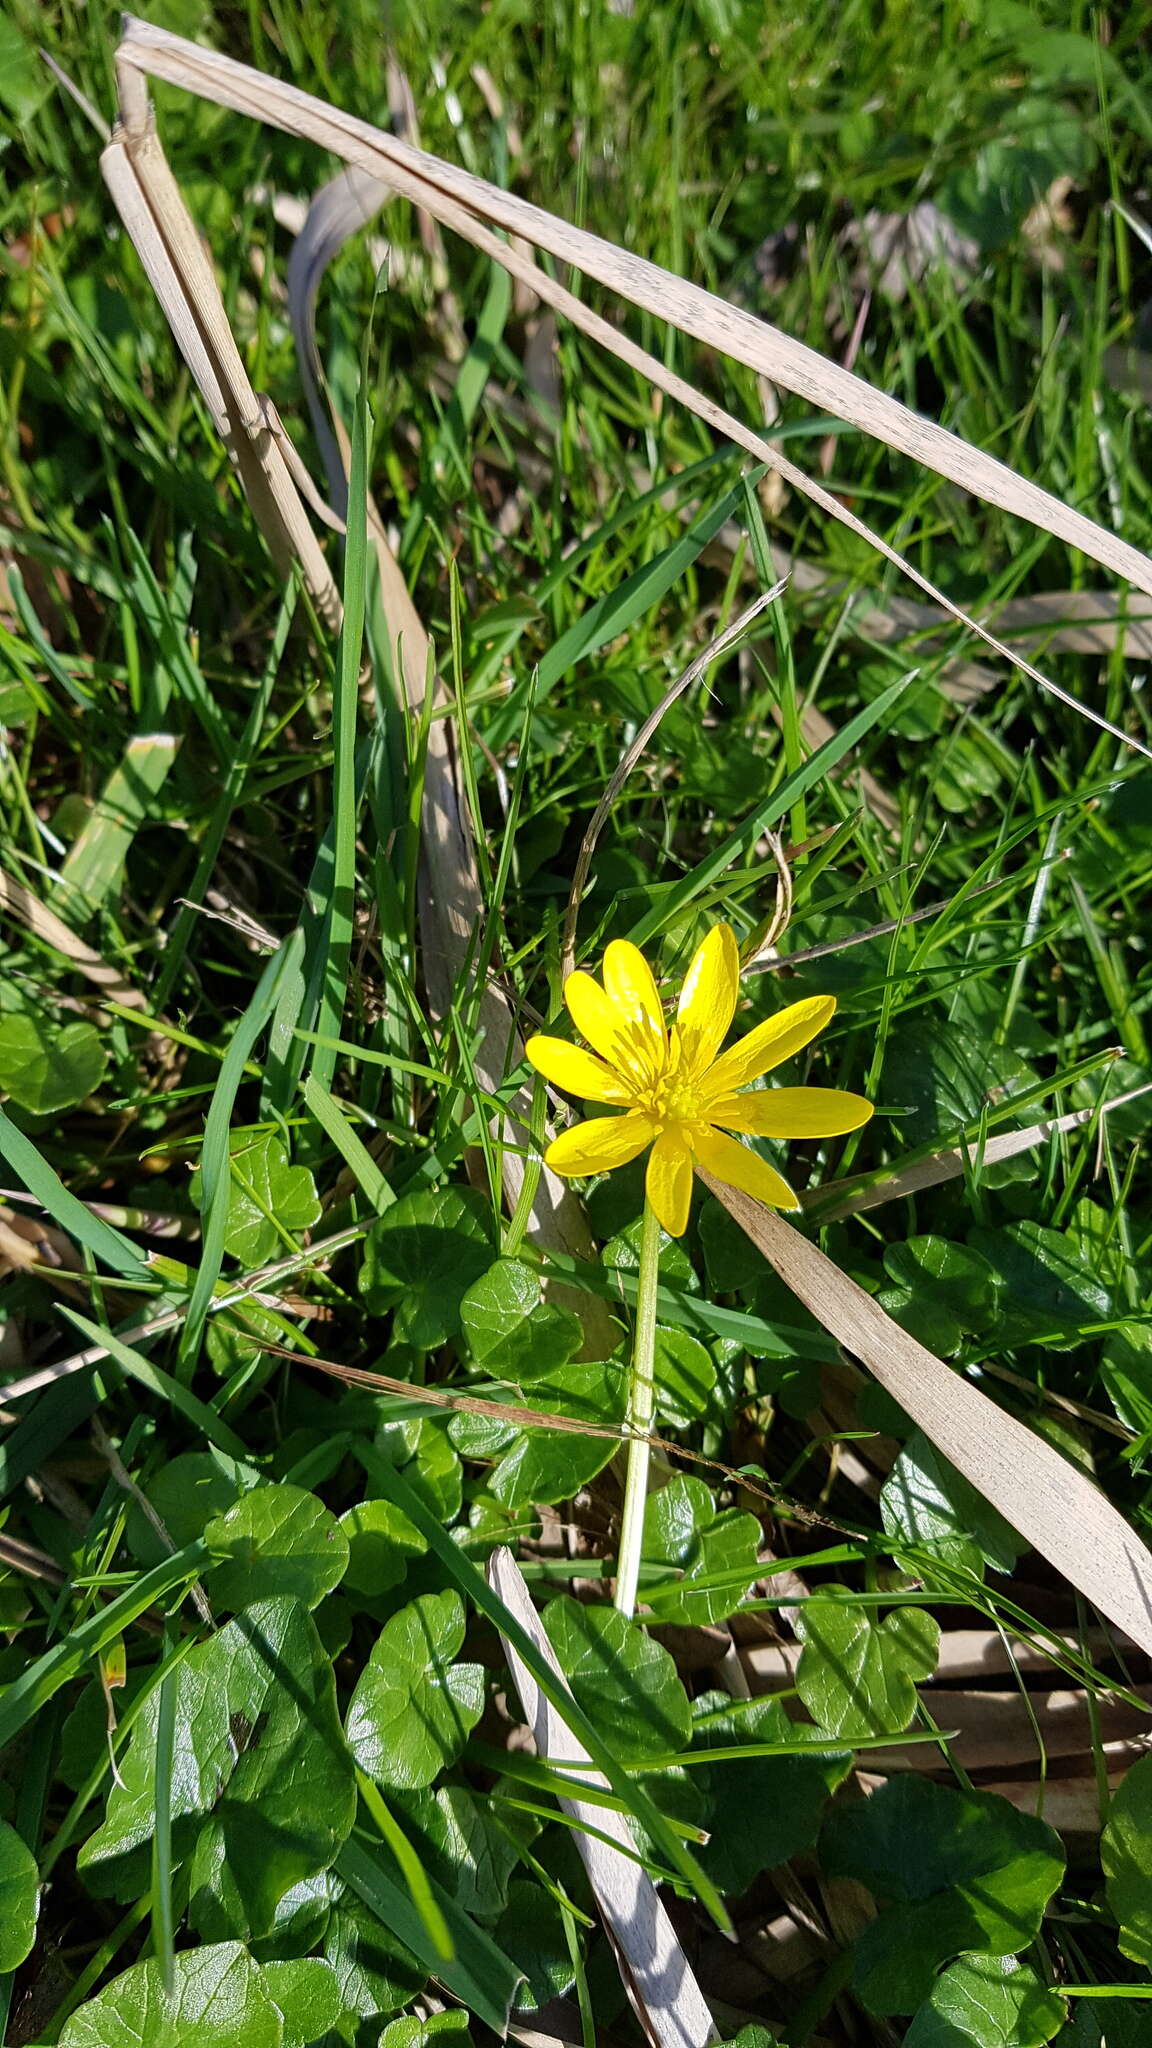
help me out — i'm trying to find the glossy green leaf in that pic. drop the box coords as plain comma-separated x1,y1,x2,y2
361,1188,496,1347
882,1020,1036,1149
690,1691,852,1895
205,1483,350,1611
475,1357,625,1508
881,1432,1023,1579
80,1600,355,1936
339,1498,427,1598
127,1451,250,1566
794,1594,939,1738
821,1776,1065,2014
968,1220,1112,1350
460,1259,582,1381
879,1236,1002,1357
1100,1323,1152,1435
0,1015,106,1115
58,1942,283,2048
373,1415,463,1522
382,2013,471,2048
262,1957,344,2046
494,1879,576,2010
346,1591,485,1790
903,1952,1066,2048
336,1833,523,2033
250,1874,335,1963
0,13,53,120
191,1131,320,1266
642,1473,761,1625
653,1326,716,1426
604,1215,698,1291
698,1193,767,1293
543,1593,691,1762
324,1894,426,2033
0,1818,39,1971
393,1786,520,1922
1102,1752,1152,1968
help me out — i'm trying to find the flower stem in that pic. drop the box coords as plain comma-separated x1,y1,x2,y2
614,1198,661,1618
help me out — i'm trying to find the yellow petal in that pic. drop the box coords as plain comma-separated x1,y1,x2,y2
601,940,667,1067
525,1035,632,1104
544,1111,656,1176
563,970,630,1066
701,993,836,1098
711,1086,873,1139
690,1122,799,1211
645,1129,694,1237
673,923,740,1078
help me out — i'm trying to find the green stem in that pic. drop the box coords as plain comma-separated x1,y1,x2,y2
614,1199,662,1618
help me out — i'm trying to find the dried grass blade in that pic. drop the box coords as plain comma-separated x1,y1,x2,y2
701,1176,1152,1660
810,1082,1152,1222
489,1549,717,2048
0,864,147,1011
117,16,1152,607
101,118,341,628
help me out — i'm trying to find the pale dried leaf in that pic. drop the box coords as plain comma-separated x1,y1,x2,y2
114,18,1152,751
701,1177,1152,1659
489,1548,716,2048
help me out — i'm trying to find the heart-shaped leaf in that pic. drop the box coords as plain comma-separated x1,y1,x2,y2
879,1236,1002,1357
902,1952,1065,2048
1102,1752,1152,1968
968,1220,1112,1351
653,1327,716,1426
642,1473,761,1626
454,1355,624,1508
382,2013,471,2048
392,1785,520,1921
690,1690,851,1895
339,1498,426,1598
0,1014,106,1115
324,1897,426,2029
58,1942,283,2048
0,1818,39,1971
261,1957,344,2047
820,1776,1065,2014
362,1188,496,1348
881,1432,1023,1579
80,1600,355,1936
205,1483,349,1611
795,1593,939,1738
543,1593,691,1762
192,1131,320,1266
460,1259,582,1381
346,1590,485,1789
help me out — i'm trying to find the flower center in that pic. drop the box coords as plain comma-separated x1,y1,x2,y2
636,1073,707,1130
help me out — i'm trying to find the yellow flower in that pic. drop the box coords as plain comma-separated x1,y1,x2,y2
525,923,873,1238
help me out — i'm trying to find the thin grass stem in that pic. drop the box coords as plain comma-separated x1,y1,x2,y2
614,1199,662,1619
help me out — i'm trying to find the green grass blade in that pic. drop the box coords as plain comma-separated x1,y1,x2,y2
336,1834,523,2033
53,734,180,918
300,1072,394,1212
59,1307,252,1460
180,927,306,1368
0,1111,147,1277
309,366,370,1094
628,668,913,946
0,1542,210,1750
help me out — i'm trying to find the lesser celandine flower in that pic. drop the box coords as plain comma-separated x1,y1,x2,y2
526,922,873,1238
528,921,873,1617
